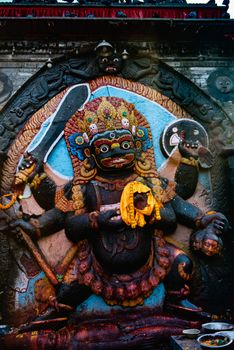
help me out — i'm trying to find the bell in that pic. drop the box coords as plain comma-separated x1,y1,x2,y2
121,49,129,60
46,58,52,69
95,40,114,57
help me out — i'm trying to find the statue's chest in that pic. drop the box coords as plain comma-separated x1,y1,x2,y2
99,228,140,254
89,184,122,209
88,183,152,272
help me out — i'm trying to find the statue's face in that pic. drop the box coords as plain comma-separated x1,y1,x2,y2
201,239,219,256
90,130,136,171
215,76,233,93
98,54,123,74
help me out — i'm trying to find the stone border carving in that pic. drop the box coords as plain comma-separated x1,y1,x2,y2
0,53,231,213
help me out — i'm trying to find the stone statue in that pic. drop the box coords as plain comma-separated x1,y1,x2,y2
1,96,228,349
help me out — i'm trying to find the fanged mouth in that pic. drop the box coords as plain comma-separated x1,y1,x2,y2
101,155,134,168
112,158,126,164
105,67,117,72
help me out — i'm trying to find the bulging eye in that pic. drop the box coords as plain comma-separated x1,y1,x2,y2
121,141,131,150
100,144,109,153
193,129,199,135
101,58,108,63
113,58,119,63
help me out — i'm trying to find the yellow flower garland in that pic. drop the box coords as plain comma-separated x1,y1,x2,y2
120,181,162,229
0,193,17,210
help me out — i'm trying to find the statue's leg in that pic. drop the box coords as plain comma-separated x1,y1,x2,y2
55,281,92,308
164,252,201,311
19,282,92,332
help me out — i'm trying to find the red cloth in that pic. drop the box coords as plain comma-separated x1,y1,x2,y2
0,5,225,19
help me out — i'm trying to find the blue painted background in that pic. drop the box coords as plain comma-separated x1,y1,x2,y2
25,84,210,189
33,85,176,179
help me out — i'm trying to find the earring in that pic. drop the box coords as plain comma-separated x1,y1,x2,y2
80,157,97,180
135,153,151,176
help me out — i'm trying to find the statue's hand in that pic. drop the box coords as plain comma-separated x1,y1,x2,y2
151,63,159,74
200,212,229,235
14,153,37,185
198,146,214,168
179,141,214,168
59,64,70,74
9,218,38,242
178,140,199,159
14,153,46,189
97,209,124,229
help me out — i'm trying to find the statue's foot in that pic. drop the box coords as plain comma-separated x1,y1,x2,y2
165,299,211,321
177,299,202,311
3,312,201,350
18,307,70,333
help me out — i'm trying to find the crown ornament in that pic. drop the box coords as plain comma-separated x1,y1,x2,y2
76,97,138,144
64,96,156,183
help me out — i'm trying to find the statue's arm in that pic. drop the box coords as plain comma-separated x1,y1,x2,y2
171,195,229,234
174,160,199,200
9,207,66,241
171,195,202,228
154,202,177,234
31,207,66,238
174,140,214,200
31,176,57,210
63,183,97,243
64,212,94,243
174,140,200,200
64,208,124,243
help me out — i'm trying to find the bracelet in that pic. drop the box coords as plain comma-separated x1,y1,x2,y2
0,193,17,210
195,213,204,228
180,157,198,168
89,211,99,230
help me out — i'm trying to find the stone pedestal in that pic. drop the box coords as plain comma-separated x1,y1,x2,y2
171,335,202,350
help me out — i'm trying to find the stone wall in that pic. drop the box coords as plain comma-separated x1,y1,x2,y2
0,25,234,322
167,59,234,123
1,47,233,119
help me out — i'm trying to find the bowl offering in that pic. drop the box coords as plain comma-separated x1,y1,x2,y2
0,324,11,336
215,331,234,340
202,323,234,333
182,328,201,338
197,334,233,349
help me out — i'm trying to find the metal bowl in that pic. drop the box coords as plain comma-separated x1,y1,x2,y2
215,331,234,340
182,328,201,338
0,324,11,336
202,323,234,333
197,333,233,349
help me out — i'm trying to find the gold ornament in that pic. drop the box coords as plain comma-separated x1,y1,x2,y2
30,173,47,189
178,262,191,281
72,185,85,214
79,158,97,181
55,187,74,213
14,164,35,186
97,97,118,130
180,157,198,168
84,111,98,126
135,153,151,176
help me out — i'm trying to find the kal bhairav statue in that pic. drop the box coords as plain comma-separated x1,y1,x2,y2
2,96,228,349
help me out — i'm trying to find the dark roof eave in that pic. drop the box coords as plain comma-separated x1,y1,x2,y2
0,17,233,41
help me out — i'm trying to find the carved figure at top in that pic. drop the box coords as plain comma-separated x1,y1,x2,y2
2,96,229,349
207,68,234,102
